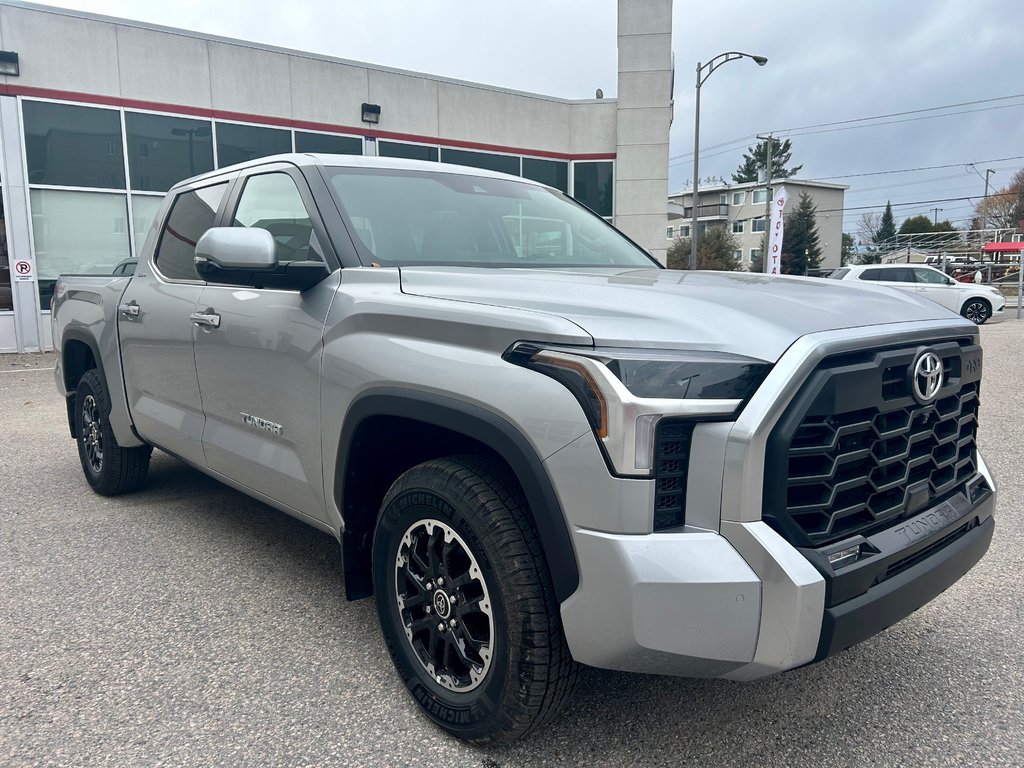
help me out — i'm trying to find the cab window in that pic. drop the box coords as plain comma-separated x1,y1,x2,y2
232,172,321,263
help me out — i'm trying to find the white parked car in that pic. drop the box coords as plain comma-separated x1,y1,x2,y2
827,263,1005,324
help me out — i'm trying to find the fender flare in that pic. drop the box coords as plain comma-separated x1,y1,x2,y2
60,329,108,438
336,388,580,603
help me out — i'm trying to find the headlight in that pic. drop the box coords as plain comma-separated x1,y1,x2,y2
504,343,770,476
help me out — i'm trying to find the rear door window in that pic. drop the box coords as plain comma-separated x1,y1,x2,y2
860,268,913,283
154,182,229,281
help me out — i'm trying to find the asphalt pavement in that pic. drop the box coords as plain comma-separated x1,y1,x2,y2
2,322,1023,767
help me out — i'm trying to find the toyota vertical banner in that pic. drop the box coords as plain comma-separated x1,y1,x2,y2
764,185,789,275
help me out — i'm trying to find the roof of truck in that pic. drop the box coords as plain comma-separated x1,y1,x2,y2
171,153,548,191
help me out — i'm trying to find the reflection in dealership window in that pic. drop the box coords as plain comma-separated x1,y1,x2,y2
572,161,613,218
216,122,291,168
23,101,126,189
294,131,363,155
0,196,10,311
31,189,131,306
522,158,569,194
125,112,214,192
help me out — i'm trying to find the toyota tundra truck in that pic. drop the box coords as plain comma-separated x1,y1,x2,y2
51,154,996,743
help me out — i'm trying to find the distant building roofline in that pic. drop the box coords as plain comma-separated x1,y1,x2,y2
668,177,849,197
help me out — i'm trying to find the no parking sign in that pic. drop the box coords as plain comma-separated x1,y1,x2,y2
13,259,33,281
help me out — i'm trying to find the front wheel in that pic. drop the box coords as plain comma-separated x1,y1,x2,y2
372,456,579,744
961,298,991,324
74,369,152,495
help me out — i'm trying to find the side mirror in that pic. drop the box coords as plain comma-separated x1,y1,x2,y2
196,227,277,271
195,227,329,291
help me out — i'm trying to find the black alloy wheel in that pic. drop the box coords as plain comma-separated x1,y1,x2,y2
74,369,152,495
80,392,104,474
394,518,494,692
962,298,991,324
373,456,579,744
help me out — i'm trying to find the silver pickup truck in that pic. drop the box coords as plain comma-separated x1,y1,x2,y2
52,154,996,743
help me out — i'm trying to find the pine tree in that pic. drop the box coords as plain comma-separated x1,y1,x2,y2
732,137,802,183
665,228,741,271
875,201,897,245
780,192,822,275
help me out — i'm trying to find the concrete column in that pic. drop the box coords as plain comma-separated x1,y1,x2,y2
615,0,672,265
0,95,41,352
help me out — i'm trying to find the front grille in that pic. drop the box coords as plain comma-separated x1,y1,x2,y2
763,338,982,547
653,420,694,530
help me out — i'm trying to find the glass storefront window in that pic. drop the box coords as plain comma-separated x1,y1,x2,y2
0,195,10,311
294,131,363,155
522,157,569,193
378,141,439,162
216,122,291,168
572,161,613,218
23,101,126,189
131,194,165,254
440,148,519,176
125,112,214,192
31,189,130,305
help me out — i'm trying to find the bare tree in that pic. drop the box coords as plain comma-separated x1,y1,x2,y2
857,211,881,246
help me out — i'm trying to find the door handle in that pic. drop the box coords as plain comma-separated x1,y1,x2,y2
190,309,221,329
118,301,140,319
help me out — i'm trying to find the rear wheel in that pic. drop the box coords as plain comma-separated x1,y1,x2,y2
372,456,579,744
74,369,152,495
961,298,991,324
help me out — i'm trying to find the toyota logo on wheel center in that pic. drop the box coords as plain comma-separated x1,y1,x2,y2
911,350,944,403
433,590,452,619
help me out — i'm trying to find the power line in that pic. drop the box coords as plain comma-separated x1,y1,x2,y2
669,92,1024,162
668,92,1024,165
804,154,1024,182
669,101,1024,168
817,190,1017,216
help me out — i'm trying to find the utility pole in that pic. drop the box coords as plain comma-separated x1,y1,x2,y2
931,207,943,224
983,169,995,229
757,134,773,267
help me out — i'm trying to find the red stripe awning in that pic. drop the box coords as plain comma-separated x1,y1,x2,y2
982,242,1024,253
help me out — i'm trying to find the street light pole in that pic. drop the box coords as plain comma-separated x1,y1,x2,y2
689,51,768,271
983,169,994,229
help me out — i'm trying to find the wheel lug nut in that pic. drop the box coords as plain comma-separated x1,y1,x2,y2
437,622,445,632
425,606,432,614
449,619,457,628
437,577,444,587
425,581,433,591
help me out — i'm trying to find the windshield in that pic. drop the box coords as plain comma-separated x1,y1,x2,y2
326,167,658,268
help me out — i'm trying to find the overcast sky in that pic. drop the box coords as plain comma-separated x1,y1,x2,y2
32,0,1024,238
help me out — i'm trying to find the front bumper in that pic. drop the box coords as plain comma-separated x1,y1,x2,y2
559,474,994,679
551,320,995,679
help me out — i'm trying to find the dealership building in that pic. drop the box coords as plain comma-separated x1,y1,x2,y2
0,0,673,352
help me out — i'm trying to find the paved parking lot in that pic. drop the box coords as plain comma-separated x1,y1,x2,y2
2,321,1023,767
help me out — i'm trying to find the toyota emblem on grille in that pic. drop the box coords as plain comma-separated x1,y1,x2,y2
910,350,943,403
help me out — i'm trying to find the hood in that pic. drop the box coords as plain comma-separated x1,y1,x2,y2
399,267,961,362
